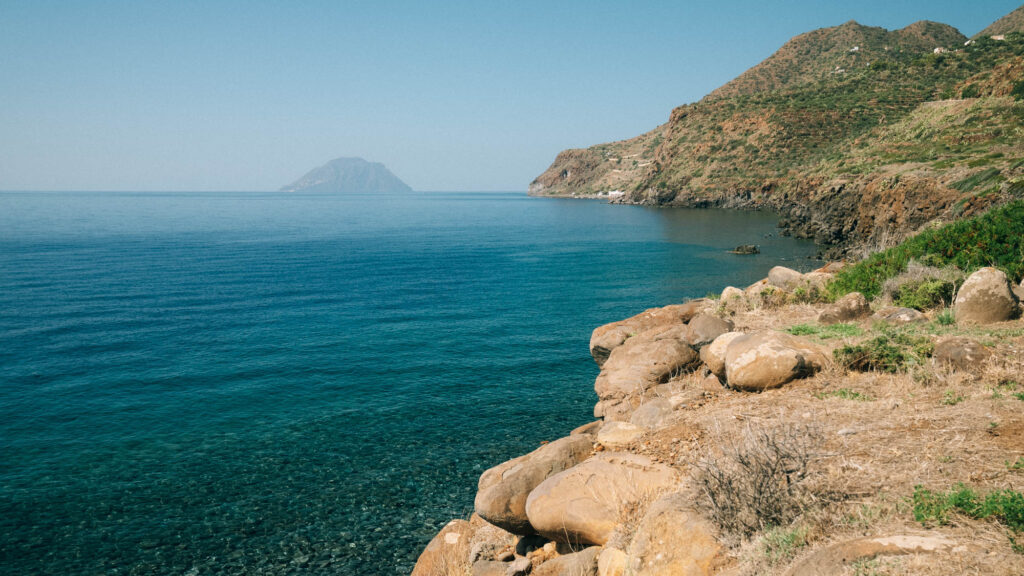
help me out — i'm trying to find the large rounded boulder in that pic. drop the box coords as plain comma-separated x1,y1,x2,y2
625,493,723,576
684,314,735,349
724,330,828,391
411,519,474,576
475,435,593,534
525,453,676,546
954,267,1019,324
768,266,804,291
700,331,744,379
818,292,870,324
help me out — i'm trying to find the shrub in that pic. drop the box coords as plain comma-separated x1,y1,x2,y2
833,332,933,373
696,424,822,537
881,260,963,311
828,201,1024,300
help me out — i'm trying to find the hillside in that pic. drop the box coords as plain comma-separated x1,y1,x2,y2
530,7,1024,258
977,5,1024,38
281,157,412,193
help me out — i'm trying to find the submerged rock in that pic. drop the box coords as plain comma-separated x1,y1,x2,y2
730,244,760,254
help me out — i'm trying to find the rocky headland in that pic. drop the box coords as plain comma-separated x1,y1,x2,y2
412,256,1024,576
529,7,1024,259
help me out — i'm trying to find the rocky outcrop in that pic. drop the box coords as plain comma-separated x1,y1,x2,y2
475,435,594,534
625,493,723,576
531,546,601,576
525,453,676,546
594,325,700,421
724,330,828,391
597,421,643,449
954,267,1019,324
700,331,744,379
818,292,870,324
411,519,474,576
589,302,708,366
629,398,675,430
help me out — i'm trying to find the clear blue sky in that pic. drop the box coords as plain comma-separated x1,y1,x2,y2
0,0,1018,191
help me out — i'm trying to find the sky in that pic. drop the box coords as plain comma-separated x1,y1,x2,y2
0,0,1019,192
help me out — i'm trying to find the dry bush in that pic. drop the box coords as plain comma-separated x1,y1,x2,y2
695,423,824,539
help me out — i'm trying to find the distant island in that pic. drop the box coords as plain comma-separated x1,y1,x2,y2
281,157,412,193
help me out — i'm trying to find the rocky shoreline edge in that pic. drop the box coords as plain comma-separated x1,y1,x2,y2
411,264,1024,576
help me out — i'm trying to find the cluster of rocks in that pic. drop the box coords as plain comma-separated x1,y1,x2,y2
411,264,1022,576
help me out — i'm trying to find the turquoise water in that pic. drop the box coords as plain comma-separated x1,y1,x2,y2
0,191,819,575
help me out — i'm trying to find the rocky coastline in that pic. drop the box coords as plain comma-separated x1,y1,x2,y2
411,264,1024,575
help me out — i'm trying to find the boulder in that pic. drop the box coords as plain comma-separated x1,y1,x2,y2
597,421,643,449
525,453,676,546
724,330,828,392
818,292,870,324
625,493,722,576
475,435,594,534
594,325,700,421
730,244,760,255
629,398,674,430
1013,280,1024,303
469,514,517,564
532,546,600,576
684,314,735,349
471,560,509,576
954,267,1019,324
589,302,708,366
597,548,627,576
571,421,603,437
801,271,832,292
700,331,744,379
718,286,748,314
933,337,991,372
507,556,532,576
871,306,927,324
768,266,804,291
412,519,474,576
815,261,848,274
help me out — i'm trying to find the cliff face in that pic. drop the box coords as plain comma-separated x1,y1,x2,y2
282,157,412,193
530,9,1024,257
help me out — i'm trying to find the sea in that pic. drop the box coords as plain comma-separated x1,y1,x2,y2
0,191,820,575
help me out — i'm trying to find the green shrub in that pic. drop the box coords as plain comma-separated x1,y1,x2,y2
913,484,1024,532
786,324,819,336
815,388,873,401
827,201,1024,300
1012,79,1024,101
833,332,933,372
936,309,956,325
961,84,981,99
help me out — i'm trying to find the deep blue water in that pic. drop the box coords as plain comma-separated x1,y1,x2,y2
0,191,819,575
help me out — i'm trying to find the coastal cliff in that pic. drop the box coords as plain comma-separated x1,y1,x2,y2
411,201,1024,575
530,8,1024,259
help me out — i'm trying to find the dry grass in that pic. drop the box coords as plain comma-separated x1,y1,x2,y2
632,300,1024,574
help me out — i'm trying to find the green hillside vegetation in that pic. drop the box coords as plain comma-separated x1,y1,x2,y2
826,200,1024,300
531,7,1024,257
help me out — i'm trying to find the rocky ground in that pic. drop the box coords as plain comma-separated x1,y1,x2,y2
411,265,1024,576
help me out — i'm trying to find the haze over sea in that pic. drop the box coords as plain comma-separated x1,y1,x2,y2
0,191,819,575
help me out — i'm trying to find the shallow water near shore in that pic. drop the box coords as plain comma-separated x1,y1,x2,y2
0,191,819,575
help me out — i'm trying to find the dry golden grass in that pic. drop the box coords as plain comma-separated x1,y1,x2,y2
632,301,1024,575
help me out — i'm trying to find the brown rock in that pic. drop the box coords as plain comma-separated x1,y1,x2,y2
532,546,600,576
815,261,848,274
589,301,708,366
472,560,510,576
768,266,804,291
571,421,603,437
724,330,828,391
871,306,927,324
469,514,517,564
784,534,960,576
685,314,735,349
475,435,594,535
933,337,991,372
597,421,643,449
818,292,870,324
700,331,744,379
954,267,1019,324
629,397,674,430
594,325,700,421
625,493,722,576
412,519,474,576
525,453,676,546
